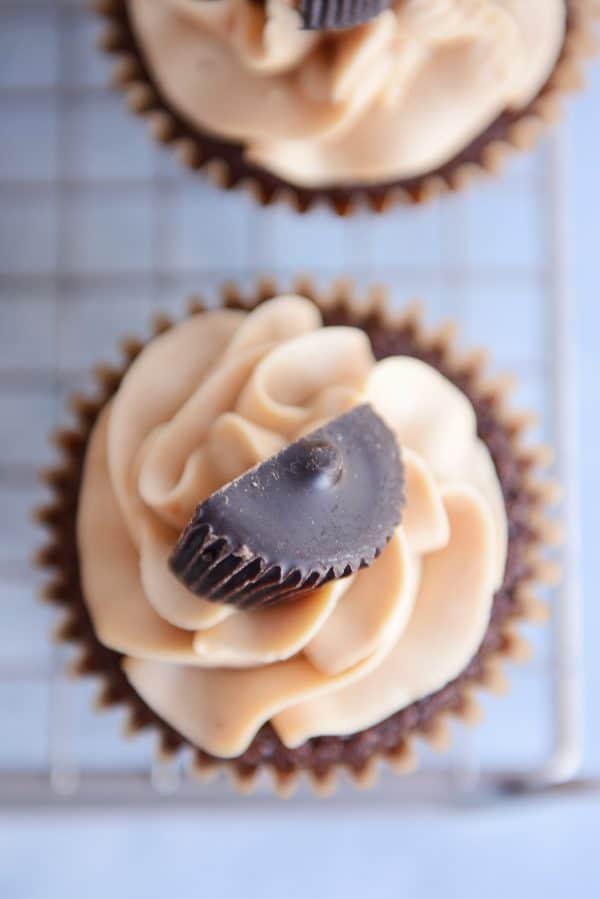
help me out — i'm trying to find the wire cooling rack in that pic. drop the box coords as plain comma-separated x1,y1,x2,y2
0,0,589,808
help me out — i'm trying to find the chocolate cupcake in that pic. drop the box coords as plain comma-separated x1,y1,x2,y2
96,0,597,214
37,280,558,795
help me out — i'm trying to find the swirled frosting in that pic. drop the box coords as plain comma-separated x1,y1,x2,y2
78,297,507,756
127,0,565,187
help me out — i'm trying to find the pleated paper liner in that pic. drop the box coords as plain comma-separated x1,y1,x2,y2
94,0,597,215
36,278,559,798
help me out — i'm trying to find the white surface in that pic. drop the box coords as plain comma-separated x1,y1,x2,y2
0,2,599,896
1,799,600,898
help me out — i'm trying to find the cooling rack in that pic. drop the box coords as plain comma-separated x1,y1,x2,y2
0,0,587,808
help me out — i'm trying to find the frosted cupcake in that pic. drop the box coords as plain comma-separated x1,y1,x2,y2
97,0,596,212
38,282,557,794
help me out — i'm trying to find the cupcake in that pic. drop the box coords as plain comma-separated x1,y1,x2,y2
97,0,597,213
37,281,557,795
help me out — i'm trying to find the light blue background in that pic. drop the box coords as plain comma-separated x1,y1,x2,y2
1,13,599,899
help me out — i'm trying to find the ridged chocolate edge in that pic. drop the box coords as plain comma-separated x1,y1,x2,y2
94,0,596,215
170,519,339,609
36,278,559,796
299,0,392,30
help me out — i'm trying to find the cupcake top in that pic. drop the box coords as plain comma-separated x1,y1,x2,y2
127,0,565,186
78,296,508,758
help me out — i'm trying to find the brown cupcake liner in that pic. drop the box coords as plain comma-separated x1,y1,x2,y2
94,0,598,215
36,277,558,797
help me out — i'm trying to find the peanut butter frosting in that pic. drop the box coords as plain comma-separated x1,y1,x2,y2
77,297,508,758
126,0,566,187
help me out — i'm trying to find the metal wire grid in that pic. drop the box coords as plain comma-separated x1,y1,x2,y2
0,0,585,807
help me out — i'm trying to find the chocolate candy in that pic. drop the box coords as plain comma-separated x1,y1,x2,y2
169,405,404,609
298,0,392,31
